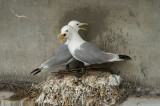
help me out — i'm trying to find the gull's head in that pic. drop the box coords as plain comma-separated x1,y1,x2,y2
68,20,88,32
58,25,75,42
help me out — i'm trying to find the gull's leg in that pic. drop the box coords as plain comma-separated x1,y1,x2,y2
78,66,86,76
66,64,70,71
75,65,81,69
81,66,86,74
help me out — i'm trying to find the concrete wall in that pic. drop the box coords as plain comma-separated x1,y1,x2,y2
0,0,160,87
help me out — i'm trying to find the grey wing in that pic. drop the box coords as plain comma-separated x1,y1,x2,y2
74,42,117,64
42,44,73,68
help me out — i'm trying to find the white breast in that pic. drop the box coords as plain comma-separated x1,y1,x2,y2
66,29,85,62
68,40,84,56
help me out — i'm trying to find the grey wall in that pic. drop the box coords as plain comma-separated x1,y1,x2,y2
0,0,160,87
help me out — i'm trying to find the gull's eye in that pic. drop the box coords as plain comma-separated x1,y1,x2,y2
66,30,68,32
77,24,79,25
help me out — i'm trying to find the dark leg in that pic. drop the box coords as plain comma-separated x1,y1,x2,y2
75,65,81,69
66,64,70,71
77,66,86,76
81,66,86,74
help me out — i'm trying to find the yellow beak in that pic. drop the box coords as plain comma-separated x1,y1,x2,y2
81,23,88,26
58,34,66,43
79,23,88,30
57,33,63,38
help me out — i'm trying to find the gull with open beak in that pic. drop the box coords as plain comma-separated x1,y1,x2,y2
59,20,88,42
30,20,88,75
59,25,131,74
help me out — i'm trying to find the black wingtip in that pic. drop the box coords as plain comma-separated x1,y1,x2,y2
119,55,131,60
30,68,41,75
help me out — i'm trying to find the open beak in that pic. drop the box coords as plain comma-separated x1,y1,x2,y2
60,34,66,42
57,33,63,39
79,23,88,30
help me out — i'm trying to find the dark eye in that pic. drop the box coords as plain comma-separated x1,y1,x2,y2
77,24,78,25
66,30,68,32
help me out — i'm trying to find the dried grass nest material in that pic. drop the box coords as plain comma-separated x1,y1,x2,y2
33,70,134,106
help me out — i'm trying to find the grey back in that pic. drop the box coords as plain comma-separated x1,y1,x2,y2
74,42,116,64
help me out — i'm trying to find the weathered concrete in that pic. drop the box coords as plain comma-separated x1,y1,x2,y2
0,100,35,106
119,97,160,106
0,92,14,100
0,0,160,87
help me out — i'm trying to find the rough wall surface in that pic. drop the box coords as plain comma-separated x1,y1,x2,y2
0,0,160,87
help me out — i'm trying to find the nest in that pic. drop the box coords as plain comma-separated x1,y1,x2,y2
27,69,135,106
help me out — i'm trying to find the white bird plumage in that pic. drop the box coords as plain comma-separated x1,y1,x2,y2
60,25,131,68
31,20,87,75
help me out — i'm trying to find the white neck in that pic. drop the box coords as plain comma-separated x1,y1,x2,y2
67,31,84,44
67,30,85,56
